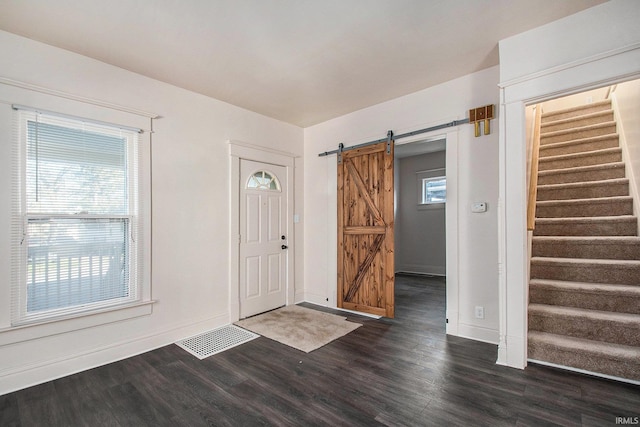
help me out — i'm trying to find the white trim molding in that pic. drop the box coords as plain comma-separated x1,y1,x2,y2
497,39,640,370
228,140,296,322
0,76,159,119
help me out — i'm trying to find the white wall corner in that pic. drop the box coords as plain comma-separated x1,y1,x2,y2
303,292,330,307
445,309,459,336
611,90,640,230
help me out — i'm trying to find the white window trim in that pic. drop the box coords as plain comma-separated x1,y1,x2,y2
0,86,155,344
421,175,447,205
13,111,143,325
416,168,446,209
0,301,154,346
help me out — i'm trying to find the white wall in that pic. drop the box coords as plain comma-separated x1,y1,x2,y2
396,151,446,276
499,0,640,84
497,0,640,368
613,79,640,221
304,66,500,344
0,30,303,395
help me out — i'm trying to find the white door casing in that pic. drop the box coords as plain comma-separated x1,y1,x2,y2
229,140,295,323
239,159,288,318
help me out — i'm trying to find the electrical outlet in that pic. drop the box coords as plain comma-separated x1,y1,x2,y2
475,306,485,319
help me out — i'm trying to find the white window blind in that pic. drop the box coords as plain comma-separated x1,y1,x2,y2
422,176,446,204
11,109,145,325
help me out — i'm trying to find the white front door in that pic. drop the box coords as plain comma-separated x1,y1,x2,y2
239,159,288,318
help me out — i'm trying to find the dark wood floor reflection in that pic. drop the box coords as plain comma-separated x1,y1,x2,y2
2,274,639,426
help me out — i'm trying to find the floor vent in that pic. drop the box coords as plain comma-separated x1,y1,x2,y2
175,325,259,359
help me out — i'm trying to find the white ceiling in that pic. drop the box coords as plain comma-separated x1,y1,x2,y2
0,0,606,127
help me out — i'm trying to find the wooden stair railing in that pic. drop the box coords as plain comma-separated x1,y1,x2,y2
527,105,542,231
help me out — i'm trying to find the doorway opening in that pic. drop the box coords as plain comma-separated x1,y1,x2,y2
228,141,296,323
524,79,640,381
394,135,454,330
239,159,288,319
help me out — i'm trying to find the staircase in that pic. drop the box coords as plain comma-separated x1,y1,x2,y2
528,99,640,381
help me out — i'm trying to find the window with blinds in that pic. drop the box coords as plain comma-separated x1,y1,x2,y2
11,109,143,325
421,176,447,204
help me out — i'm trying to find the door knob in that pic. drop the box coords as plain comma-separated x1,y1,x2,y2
281,245,288,250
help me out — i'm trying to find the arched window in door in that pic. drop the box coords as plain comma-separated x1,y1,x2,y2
246,170,281,191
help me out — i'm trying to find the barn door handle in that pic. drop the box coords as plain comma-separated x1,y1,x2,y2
281,245,288,250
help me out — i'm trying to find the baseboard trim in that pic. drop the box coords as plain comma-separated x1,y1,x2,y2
528,358,640,386
395,269,446,277
456,323,499,345
395,270,446,278
0,313,228,396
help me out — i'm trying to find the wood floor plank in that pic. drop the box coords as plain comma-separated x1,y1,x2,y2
0,393,20,427
3,274,639,426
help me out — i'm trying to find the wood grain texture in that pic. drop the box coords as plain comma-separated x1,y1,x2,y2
338,141,394,317
2,274,639,426
528,104,542,231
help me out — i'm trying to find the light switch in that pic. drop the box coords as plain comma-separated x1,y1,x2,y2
471,202,487,213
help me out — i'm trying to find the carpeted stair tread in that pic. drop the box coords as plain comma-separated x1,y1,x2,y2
528,331,640,381
536,178,629,201
535,196,633,218
531,236,640,259
530,100,640,381
538,134,619,158
529,303,640,324
540,110,614,133
533,215,638,236
540,122,617,145
528,303,640,346
530,257,640,285
541,100,611,123
530,279,640,314
537,147,622,171
531,256,640,267
537,162,626,185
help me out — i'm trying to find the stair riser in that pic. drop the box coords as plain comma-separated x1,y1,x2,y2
541,103,611,123
529,287,640,314
528,340,640,381
538,151,622,171
531,242,640,260
537,166,625,185
541,111,614,133
535,200,633,218
530,263,640,286
529,312,640,346
536,182,629,201
539,137,619,158
541,124,616,145
533,220,638,236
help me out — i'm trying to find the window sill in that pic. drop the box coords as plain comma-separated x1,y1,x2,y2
0,300,156,346
418,203,445,211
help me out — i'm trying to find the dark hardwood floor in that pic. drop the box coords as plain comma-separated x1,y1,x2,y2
2,274,639,426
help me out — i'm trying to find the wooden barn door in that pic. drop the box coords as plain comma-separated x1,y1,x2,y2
337,140,394,318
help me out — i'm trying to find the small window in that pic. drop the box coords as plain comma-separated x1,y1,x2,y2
421,176,446,204
246,170,281,191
